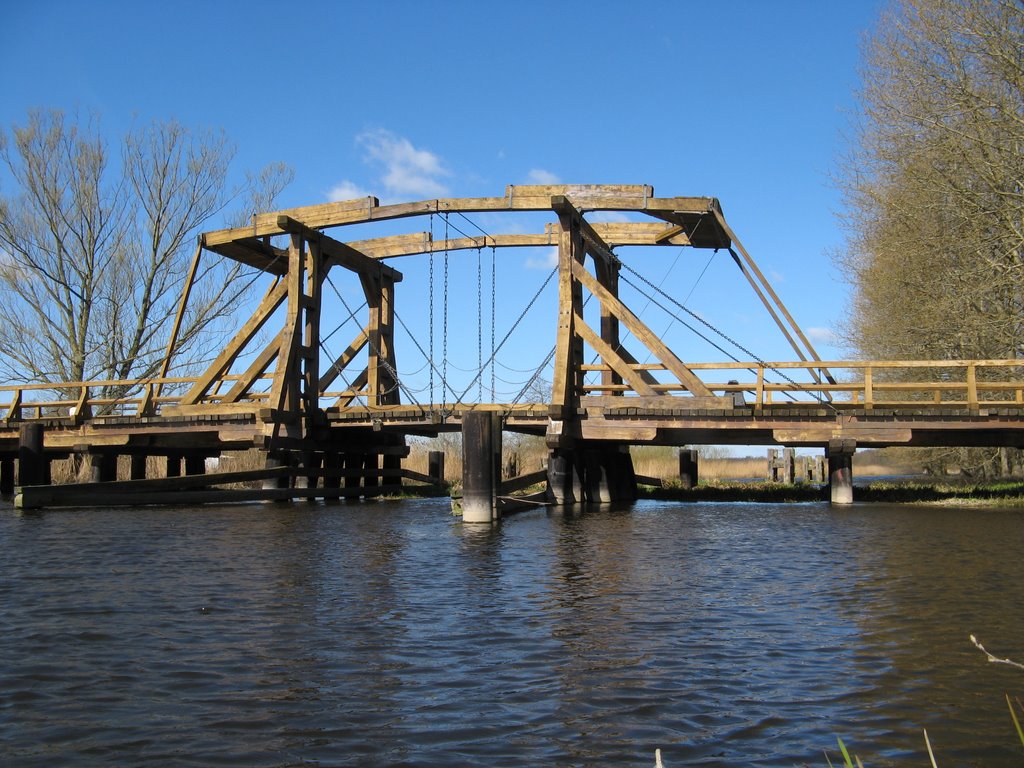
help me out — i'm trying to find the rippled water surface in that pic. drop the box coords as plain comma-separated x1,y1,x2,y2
2,499,1023,767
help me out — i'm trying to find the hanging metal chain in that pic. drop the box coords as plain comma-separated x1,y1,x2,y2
442,213,449,408
490,246,496,401
428,213,435,405
477,248,483,402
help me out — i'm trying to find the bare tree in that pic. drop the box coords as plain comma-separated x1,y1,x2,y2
835,0,1024,476
0,110,292,402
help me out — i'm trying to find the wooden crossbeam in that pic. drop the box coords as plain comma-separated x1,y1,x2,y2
573,314,658,396
570,259,713,397
202,185,720,245
221,329,284,404
347,223,693,259
318,326,370,392
276,215,402,282
179,279,289,406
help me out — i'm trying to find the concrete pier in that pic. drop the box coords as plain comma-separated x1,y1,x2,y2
461,411,501,523
828,441,855,505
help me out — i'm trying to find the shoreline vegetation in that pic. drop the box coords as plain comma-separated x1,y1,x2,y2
34,444,1024,507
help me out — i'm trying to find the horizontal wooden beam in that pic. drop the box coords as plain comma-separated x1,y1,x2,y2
202,185,721,244
276,216,403,282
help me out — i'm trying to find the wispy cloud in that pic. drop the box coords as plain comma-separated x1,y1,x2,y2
326,129,451,202
526,168,559,185
358,129,450,198
327,180,371,202
525,246,558,270
588,211,631,223
806,326,838,345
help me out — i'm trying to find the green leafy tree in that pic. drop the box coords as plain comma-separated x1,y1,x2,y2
836,0,1024,477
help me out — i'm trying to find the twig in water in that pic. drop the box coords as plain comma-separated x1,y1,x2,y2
654,747,664,768
970,634,1024,670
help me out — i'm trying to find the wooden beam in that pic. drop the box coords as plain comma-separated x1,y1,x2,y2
276,215,402,282
347,223,692,259
551,195,616,266
570,258,713,397
550,212,586,417
155,240,204,402
573,314,658,396
179,278,289,405
318,326,370,392
220,330,284,403
201,185,719,243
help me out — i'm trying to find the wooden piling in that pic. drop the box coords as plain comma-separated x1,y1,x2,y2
130,454,147,481
17,423,45,487
428,450,445,485
1,456,14,495
678,448,699,490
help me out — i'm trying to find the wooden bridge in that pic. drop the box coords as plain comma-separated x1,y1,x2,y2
3,184,1023,516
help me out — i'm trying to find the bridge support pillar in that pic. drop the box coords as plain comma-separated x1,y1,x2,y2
18,424,45,487
547,444,636,504
130,454,147,481
678,449,699,490
547,448,583,504
461,411,501,523
428,450,445,485
1,456,14,495
323,451,341,504
827,441,855,505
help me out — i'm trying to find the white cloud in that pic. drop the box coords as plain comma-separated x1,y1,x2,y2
525,246,559,270
526,168,560,185
588,211,631,223
357,129,450,198
327,180,371,202
806,326,838,345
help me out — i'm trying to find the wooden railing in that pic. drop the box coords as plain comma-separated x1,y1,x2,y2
580,359,1024,410
4,359,1024,424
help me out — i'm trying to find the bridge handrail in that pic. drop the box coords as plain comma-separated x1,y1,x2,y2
4,359,1024,421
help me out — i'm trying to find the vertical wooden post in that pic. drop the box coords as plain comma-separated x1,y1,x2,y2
550,208,585,419
128,454,146,481
678,448,699,490
362,454,379,491
100,453,118,482
594,258,622,395
323,451,341,504
343,454,362,501
428,450,445,484
166,454,182,478
967,363,978,410
17,423,45,487
782,447,796,484
462,410,499,523
184,454,206,476
363,273,399,408
1,456,14,495
303,238,322,428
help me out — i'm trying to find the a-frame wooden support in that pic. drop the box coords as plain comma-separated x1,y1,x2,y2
549,196,713,418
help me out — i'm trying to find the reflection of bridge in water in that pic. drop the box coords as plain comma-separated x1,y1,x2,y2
4,185,1024,517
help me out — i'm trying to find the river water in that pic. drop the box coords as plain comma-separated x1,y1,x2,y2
1,498,1022,767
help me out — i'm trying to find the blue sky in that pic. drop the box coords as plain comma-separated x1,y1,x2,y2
1,1,883,403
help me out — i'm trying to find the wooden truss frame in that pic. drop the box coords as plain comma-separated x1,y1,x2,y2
162,184,825,431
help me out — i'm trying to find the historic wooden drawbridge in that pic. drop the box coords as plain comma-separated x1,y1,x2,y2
4,184,1024,516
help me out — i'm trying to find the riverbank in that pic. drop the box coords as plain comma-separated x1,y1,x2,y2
639,479,1024,505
